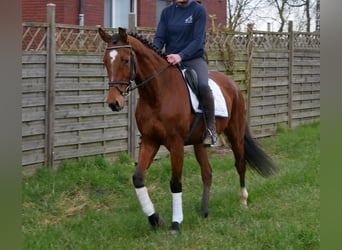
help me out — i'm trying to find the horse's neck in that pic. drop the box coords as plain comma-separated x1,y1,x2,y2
133,45,171,100
135,60,168,103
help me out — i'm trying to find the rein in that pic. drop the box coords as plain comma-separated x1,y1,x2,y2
106,45,170,96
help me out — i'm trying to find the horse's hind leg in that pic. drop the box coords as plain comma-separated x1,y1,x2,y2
225,127,248,207
193,144,212,217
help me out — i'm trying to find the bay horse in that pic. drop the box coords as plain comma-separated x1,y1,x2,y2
99,27,277,235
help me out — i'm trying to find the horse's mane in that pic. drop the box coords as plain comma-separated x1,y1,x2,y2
128,32,167,60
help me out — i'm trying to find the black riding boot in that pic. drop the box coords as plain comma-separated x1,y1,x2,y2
200,89,217,147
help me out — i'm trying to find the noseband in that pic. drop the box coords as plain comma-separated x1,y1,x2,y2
106,45,170,96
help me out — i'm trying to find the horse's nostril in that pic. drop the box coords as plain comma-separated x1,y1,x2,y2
108,101,121,111
108,103,115,111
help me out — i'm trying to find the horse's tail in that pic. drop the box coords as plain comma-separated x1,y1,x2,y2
244,125,278,177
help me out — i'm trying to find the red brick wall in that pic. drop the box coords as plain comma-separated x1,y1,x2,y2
63,0,79,25
55,0,67,24
22,0,225,28
84,0,104,26
22,0,48,23
201,0,227,28
137,0,156,27
22,0,104,26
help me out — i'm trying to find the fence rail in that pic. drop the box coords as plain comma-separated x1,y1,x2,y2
22,5,320,173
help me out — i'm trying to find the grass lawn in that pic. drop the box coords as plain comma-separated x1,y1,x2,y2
22,122,320,249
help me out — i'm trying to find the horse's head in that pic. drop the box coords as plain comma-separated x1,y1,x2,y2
99,27,136,111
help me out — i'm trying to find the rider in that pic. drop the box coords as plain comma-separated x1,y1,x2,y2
153,0,217,146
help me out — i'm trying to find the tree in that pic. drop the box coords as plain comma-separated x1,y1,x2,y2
266,0,289,32
287,0,312,32
266,0,318,32
226,0,263,31
221,0,319,32
315,0,320,31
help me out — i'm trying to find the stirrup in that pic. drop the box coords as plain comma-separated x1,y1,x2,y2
203,129,217,147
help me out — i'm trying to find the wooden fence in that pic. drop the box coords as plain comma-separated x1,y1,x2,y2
22,5,320,174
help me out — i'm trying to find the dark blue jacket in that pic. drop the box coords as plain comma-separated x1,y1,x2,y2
153,1,207,61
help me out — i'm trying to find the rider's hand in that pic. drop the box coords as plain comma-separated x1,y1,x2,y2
167,54,182,65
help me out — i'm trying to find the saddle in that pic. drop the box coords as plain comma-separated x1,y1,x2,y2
177,64,228,144
179,64,200,100
178,64,203,144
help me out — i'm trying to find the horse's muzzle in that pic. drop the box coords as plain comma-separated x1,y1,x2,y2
108,101,123,112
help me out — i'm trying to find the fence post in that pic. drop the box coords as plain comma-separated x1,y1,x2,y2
246,23,254,124
128,91,137,160
45,3,56,168
128,12,137,160
288,21,294,128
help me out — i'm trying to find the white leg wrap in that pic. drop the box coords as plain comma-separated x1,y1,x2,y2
240,187,248,206
135,187,155,216
172,192,183,223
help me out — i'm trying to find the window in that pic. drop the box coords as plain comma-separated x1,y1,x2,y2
156,0,172,25
104,0,136,28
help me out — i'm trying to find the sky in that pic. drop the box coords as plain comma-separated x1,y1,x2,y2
229,0,318,32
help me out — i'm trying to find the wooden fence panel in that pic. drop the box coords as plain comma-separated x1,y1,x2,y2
52,54,128,165
21,19,320,173
22,53,47,173
291,48,320,127
249,51,290,137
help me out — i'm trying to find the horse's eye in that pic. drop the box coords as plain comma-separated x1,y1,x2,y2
124,59,129,65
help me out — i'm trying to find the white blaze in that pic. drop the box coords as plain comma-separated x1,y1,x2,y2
109,50,118,64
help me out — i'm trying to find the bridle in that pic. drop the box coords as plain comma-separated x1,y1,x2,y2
105,45,170,96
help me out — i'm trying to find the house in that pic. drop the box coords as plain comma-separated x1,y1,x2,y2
22,0,227,29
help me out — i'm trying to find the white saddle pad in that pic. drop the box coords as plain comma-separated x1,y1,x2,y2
186,79,229,118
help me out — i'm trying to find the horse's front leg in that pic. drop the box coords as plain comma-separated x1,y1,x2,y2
132,138,163,228
168,144,185,236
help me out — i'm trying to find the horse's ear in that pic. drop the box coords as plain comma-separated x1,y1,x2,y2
98,27,112,43
118,27,128,43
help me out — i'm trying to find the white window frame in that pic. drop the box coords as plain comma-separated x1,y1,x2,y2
104,0,136,28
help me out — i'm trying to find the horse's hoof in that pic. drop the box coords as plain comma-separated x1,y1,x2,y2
200,207,209,218
169,222,180,236
148,213,164,229
200,211,209,218
240,199,248,209
239,201,248,210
